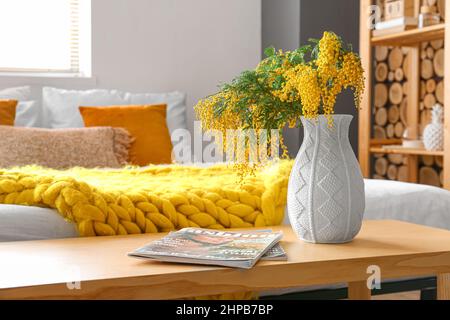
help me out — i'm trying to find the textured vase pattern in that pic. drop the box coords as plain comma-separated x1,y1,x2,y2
287,115,365,243
423,104,444,151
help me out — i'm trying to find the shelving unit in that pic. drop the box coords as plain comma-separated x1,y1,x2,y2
369,146,445,157
359,0,449,189
371,23,445,46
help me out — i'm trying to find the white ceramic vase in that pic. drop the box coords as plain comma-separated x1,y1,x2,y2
287,115,365,244
423,104,444,151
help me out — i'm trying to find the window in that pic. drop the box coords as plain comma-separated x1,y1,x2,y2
0,0,91,76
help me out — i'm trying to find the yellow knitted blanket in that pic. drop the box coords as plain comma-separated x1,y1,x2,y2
0,160,292,237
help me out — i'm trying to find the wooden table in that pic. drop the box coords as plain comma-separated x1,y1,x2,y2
1,220,450,300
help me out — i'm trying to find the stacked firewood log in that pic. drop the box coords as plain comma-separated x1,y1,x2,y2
372,1,445,187
373,45,411,182
418,38,444,187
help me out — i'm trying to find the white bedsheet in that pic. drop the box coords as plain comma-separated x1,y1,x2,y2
1,179,450,242
0,204,77,242
364,179,450,230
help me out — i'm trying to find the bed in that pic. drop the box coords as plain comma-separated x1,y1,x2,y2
2,178,450,241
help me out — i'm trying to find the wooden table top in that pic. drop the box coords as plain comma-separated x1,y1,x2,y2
2,220,450,299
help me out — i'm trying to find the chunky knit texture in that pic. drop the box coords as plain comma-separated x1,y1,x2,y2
0,161,292,236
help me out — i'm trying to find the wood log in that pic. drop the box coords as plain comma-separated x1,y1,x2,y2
419,166,440,187
426,46,435,59
433,49,444,77
420,110,432,134
388,105,400,124
440,170,444,186
424,93,437,109
422,155,435,166
401,47,410,55
375,107,388,126
420,102,425,111
385,123,394,138
374,125,387,139
389,82,403,105
430,39,444,50
388,71,395,82
426,79,437,93
421,109,432,125
403,51,410,79
421,58,434,80
394,121,404,138
421,49,428,60
400,99,408,126
397,165,409,182
436,80,444,104
427,0,437,7
402,81,409,95
374,83,388,108
373,153,383,159
375,46,389,62
436,156,444,168
387,164,398,180
373,174,386,180
420,80,427,99
375,62,389,82
375,157,388,176
388,47,403,71
394,68,404,82
388,153,404,165
403,156,409,165
421,42,430,50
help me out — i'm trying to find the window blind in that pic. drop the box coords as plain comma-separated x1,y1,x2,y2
0,0,86,74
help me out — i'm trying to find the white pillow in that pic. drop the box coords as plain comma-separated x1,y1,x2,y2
0,86,41,127
126,91,187,134
42,87,127,128
0,86,30,100
42,87,188,138
14,101,41,127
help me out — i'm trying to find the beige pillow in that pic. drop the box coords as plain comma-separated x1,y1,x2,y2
0,126,131,169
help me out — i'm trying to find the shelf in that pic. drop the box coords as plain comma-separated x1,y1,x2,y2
371,24,445,47
370,146,444,157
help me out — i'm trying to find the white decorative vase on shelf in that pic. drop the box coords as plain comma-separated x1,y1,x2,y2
287,114,365,244
423,104,444,151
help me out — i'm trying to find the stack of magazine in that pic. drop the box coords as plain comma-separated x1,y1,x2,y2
128,228,286,269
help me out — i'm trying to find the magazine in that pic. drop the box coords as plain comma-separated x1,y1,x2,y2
254,229,287,261
128,227,284,269
261,243,287,261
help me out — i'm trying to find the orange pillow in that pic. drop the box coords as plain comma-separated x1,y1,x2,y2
0,100,18,125
79,104,173,166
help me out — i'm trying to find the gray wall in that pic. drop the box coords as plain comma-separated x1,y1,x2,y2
262,0,301,157
300,0,360,154
262,0,360,156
